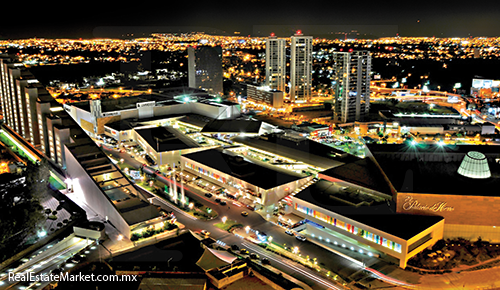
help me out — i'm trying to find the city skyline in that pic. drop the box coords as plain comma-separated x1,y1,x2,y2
3,5,500,290
2,1,500,39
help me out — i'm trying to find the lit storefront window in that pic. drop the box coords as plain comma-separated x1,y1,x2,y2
295,203,402,253
185,161,226,184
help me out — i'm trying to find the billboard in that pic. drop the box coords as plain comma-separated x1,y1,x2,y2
471,79,500,98
472,79,500,89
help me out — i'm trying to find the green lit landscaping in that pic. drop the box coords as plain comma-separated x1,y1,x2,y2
214,219,243,232
0,131,38,164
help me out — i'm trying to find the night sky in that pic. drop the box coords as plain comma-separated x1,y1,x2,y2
2,1,500,39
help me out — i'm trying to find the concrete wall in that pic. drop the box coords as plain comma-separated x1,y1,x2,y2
64,145,131,239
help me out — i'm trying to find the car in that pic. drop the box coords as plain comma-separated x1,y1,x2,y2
262,258,270,265
220,200,227,206
249,253,259,259
239,249,249,255
296,235,307,242
241,211,249,217
200,230,210,236
145,154,156,166
285,229,294,236
205,193,213,198
215,198,221,203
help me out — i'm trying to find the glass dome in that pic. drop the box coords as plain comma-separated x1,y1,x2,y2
457,151,491,179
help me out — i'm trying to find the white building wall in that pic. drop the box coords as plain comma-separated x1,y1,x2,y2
64,145,131,238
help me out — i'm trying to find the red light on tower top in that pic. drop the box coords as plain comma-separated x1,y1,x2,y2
296,30,302,35
270,32,275,37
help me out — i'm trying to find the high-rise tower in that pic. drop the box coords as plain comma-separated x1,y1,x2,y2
188,46,223,96
332,51,371,123
265,33,286,92
290,31,313,102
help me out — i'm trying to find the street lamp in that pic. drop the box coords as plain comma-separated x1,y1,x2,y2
222,216,227,224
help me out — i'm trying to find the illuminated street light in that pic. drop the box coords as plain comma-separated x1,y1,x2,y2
245,226,250,233
222,216,227,224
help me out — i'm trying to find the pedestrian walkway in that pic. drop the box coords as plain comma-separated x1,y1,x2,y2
40,193,71,234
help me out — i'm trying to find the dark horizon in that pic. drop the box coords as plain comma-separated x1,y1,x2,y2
2,1,500,40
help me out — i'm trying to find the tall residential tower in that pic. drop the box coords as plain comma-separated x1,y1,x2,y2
265,33,286,92
290,31,313,102
332,51,371,123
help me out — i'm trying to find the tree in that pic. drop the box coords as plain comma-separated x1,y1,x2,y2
25,159,50,201
0,160,49,260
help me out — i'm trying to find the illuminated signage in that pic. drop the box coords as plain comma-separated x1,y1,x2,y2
402,196,454,212
137,101,156,108
102,111,120,117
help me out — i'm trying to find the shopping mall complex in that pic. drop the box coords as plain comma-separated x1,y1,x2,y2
281,142,500,268
183,133,500,268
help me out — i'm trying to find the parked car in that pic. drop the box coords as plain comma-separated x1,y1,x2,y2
285,229,294,236
296,235,307,242
219,200,227,206
262,258,270,265
239,249,249,255
205,193,213,198
215,198,221,203
200,230,210,236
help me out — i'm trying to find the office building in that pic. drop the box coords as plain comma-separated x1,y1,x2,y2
290,32,313,102
332,51,371,123
265,34,286,92
246,84,284,108
188,46,223,96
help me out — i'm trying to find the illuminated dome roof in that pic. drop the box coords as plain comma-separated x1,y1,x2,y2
457,151,491,179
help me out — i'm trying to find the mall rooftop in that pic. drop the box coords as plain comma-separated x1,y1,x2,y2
293,180,444,240
366,143,500,197
71,88,237,113
135,126,199,152
182,148,306,190
232,133,360,170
